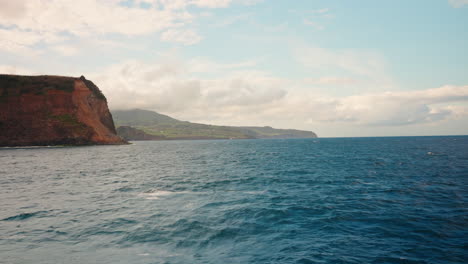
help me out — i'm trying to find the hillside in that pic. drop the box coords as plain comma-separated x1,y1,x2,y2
0,74,126,146
112,109,317,140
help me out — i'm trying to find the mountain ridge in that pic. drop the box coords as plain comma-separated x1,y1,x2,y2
112,109,317,140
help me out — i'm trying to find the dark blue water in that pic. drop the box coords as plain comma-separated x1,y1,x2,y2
1,137,467,264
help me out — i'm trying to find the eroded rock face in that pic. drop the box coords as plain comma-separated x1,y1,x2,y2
0,74,126,146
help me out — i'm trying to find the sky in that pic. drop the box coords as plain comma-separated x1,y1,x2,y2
1,0,467,137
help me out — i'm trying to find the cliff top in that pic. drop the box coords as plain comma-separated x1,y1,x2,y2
0,74,105,101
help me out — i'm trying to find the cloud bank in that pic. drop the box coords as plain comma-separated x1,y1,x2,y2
88,59,468,130
0,0,255,53
0,0,466,136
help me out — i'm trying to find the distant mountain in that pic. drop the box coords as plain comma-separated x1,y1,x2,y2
111,109,317,140
116,126,165,141
111,109,179,126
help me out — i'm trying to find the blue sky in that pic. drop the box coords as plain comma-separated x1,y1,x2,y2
0,0,467,137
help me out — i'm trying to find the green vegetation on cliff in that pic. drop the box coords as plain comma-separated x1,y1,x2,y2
49,113,88,133
0,75,75,99
112,109,317,140
79,76,106,100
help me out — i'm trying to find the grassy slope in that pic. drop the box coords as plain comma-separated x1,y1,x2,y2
112,109,317,139
0,75,75,100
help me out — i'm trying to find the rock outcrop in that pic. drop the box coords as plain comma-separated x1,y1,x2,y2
0,74,126,146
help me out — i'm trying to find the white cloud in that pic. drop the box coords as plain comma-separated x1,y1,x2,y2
87,59,287,114
83,58,468,130
0,0,260,53
325,86,468,126
0,64,36,75
303,76,360,85
448,0,468,7
0,28,41,54
0,27,68,54
0,0,186,36
186,85,468,129
212,13,252,27
0,0,27,19
51,45,79,56
161,28,202,45
237,0,264,5
192,0,232,8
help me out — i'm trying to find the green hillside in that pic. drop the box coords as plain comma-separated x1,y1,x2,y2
111,109,179,126
111,109,317,140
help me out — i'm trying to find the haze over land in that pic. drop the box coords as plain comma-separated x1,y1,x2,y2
1,0,467,137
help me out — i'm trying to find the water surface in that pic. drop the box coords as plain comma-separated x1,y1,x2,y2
1,137,467,263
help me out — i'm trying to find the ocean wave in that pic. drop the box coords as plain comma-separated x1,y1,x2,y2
2,211,49,221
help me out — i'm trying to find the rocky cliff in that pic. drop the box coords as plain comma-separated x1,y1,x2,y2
0,74,126,146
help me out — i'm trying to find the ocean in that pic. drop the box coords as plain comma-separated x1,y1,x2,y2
1,137,467,264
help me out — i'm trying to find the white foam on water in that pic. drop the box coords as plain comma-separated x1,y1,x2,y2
244,190,266,195
138,190,188,200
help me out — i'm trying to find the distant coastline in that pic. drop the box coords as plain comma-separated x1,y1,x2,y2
112,109,317,141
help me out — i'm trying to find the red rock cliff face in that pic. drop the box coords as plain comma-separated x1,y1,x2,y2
0,74,126,146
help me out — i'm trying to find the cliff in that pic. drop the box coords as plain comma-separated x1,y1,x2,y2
0,74,126,146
